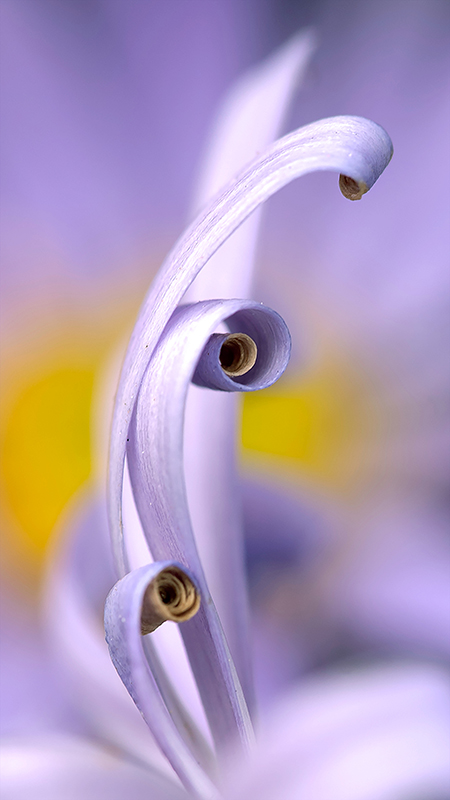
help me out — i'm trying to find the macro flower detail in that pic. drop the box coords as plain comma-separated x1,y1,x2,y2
4,9,449,799
103,109,393,795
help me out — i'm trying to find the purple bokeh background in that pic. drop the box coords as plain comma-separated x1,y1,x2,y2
0,1,449,795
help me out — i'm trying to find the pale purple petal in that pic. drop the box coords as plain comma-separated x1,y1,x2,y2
44,495,175,777
192,306,291,391
127,300,289,751
0,735,187,800
183,31,314,706
109,115,393,578
104,563,217,799
108,115,392,758
187,28,316,300
223,663,450,800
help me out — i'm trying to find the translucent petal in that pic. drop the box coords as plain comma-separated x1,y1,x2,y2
223,663,450,800
0,735,187,800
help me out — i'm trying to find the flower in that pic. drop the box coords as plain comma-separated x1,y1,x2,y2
1,3,450,799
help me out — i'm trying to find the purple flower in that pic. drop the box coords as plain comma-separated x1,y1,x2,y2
1,3,449,799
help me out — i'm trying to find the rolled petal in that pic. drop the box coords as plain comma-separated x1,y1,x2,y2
109,114,393,582
127,301,288,751
108,116,392,756
192,304,291,391
104,563,217,799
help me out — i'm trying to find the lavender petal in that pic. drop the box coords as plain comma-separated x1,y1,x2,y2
184,31,314,707
104,563,218,799
127,300,289,751
191,305,291,391
223,663,450,800
109,115,393,579
0,735,187,800
187,28,316,300
109,115,392,754
44,494,172,775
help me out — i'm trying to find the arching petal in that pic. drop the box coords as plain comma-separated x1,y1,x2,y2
184,30,315,707
109,115,393,580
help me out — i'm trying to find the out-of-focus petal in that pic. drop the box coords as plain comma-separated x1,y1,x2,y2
0,735,187,800
187,28,316,300
224,663,450,800
44,493,174,778
323,497,450,659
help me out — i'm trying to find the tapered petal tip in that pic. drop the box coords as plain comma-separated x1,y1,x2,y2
315,116,392,197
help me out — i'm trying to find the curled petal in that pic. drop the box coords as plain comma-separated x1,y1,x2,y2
192,304,291,391
44,494,172,773
109,115,393,579
127,301,286,751
107,110,392,770
139,564,201,635
104,563,217,799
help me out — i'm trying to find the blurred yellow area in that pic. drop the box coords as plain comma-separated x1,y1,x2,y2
242,354,380,495
1,365,94,552
0,308,378,582
0,286,142,581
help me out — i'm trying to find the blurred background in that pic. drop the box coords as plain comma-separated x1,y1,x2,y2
0,0,449,759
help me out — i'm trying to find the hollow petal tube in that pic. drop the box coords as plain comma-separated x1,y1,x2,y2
192,305,291,391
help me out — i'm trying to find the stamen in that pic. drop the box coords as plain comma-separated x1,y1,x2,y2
339,174,368,201
219,333,257,377
140,566,200,635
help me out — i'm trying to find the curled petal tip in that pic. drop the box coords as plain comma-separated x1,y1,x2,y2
141,565,201,635
339,174,369,201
